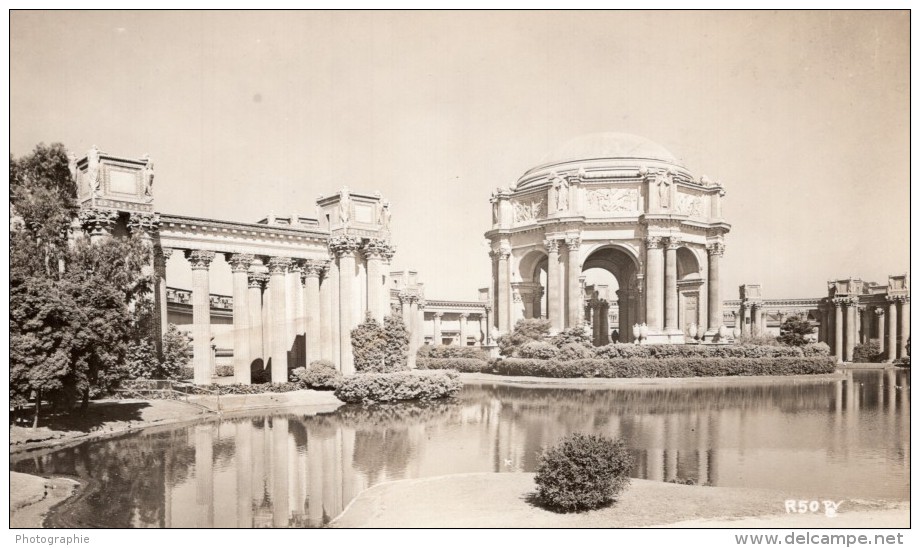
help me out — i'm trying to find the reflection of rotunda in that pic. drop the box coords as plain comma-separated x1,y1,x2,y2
486,133,730,344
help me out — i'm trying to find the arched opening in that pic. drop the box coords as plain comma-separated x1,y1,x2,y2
676,247,703,337
582,245,639,345
516,250,548,321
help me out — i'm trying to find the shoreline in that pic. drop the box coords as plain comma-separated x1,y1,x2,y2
332,473,909,528
10,472,80,528
458,371,848,389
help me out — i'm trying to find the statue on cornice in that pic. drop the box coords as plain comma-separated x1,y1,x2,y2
552,172,568,212
339,186,351,227
67,153,78,183
656,169,672,209
379,200,392,233
142,155,155,199
87,145,101,197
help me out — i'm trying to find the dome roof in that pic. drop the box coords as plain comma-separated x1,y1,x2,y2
545,132,679,165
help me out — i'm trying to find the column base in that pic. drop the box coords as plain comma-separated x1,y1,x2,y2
702,329,728,343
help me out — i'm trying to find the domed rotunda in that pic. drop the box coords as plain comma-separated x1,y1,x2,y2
486,133,731,344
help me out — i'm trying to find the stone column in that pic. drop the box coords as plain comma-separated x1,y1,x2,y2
363,239,391,322
247,272,264,373
155,247,174,351
477,314,486,346
898,297,909,359
818,304,827,343
860,307,870,344
544,238,563,332
331,236,360,375
834,299,844,362
599,301,610,345
591,302,601,345
887,298,897,362
291,262,306,368
497,246,511,332
844,299,857,362
433,312,443,346
490,250,499,329
752,305,762,336
664,237,680,332
320,261,335,363
187,250,215,385
416,299,426,349
741,303,752,336
408,297,420,367
228,253,254,384
645,236,664,331
459,313,469,347
484,305,493,345
304,261,323,366
565,236,582,328
875,307,886,356
267,256,292,383
706,242,724,336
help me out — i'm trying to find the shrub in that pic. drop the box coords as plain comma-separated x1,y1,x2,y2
417,345,489,361
291,360,342,390
519,341,560,360
593,344,802,359
383,314,411,371
535,434,633,512
550,326,593,349
777,315,816,346
894,357,910,368
178,366,194,380
352,313,388,372
215,365,234,377
735,333,781,346
557,342,595,361
161,324,193,379
493,356,836,378
124,338,161,379
189,382,302,395
334,371,463,404
852,342,883,363
802,342,831,357
498,318,551,357
416,357,490,372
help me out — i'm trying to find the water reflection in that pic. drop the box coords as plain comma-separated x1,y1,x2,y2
12,369,909,528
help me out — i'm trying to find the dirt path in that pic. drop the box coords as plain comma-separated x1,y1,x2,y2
332,473,908,528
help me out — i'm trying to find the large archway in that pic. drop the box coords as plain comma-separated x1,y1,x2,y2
582,245,639,345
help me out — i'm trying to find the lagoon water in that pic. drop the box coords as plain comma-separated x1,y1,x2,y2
12,369,910,528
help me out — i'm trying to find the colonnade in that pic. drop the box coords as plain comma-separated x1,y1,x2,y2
821,296,910,363
737,302,767,337
430,311,486,346
161,235,395,384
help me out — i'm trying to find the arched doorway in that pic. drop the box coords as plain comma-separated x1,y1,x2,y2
676,247,703,337
582,245,639,345
515,250,548,322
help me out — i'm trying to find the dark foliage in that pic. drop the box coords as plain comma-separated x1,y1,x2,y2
334,371,463,403
535,434,633,512
777,315,816,347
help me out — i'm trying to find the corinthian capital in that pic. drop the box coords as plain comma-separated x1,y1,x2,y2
565,235,581,251
645,235,663,249
543,238,560,254
329,235,361,258
707,241,726,257
267,256,293,274
127,212,160,235
666,236,682,250
186,250,216,270
363,238,396,261
227,253,255,273
303,259,327,278
78,207,119,236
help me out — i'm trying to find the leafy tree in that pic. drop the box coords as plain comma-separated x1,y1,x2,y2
777,315,815,347
351,313,388,372
498,318,551,356
383,314,410,371
10,143,154,425
160,324,192,379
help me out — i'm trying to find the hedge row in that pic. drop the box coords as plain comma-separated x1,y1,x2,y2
493,357,837,378
416,357,490,372
514,341,830,360
334,371,463,403
417,345,490,361
188,382,303,395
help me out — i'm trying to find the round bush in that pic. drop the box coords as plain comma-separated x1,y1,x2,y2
534,433,634,512
557,342,595,360
292,360,343,390
518,341,560,360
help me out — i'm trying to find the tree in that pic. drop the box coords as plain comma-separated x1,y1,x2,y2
351,313,388,372
777,315,815,347
10,143,155,425
383,314,410,371
160,324,193,379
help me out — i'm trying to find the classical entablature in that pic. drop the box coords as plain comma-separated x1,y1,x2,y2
485,132,731,345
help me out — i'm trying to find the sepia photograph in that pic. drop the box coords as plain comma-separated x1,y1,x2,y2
7,8,910,537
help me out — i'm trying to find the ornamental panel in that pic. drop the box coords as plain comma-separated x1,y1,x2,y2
586,186,639,213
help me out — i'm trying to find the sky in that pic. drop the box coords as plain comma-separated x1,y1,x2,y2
9,11,910,300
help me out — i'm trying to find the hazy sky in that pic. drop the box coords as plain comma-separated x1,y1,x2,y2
10,11,910,300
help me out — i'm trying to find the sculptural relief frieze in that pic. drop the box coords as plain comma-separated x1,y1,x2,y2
676,192,705,217
586,187,638,213
512,197,545,223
